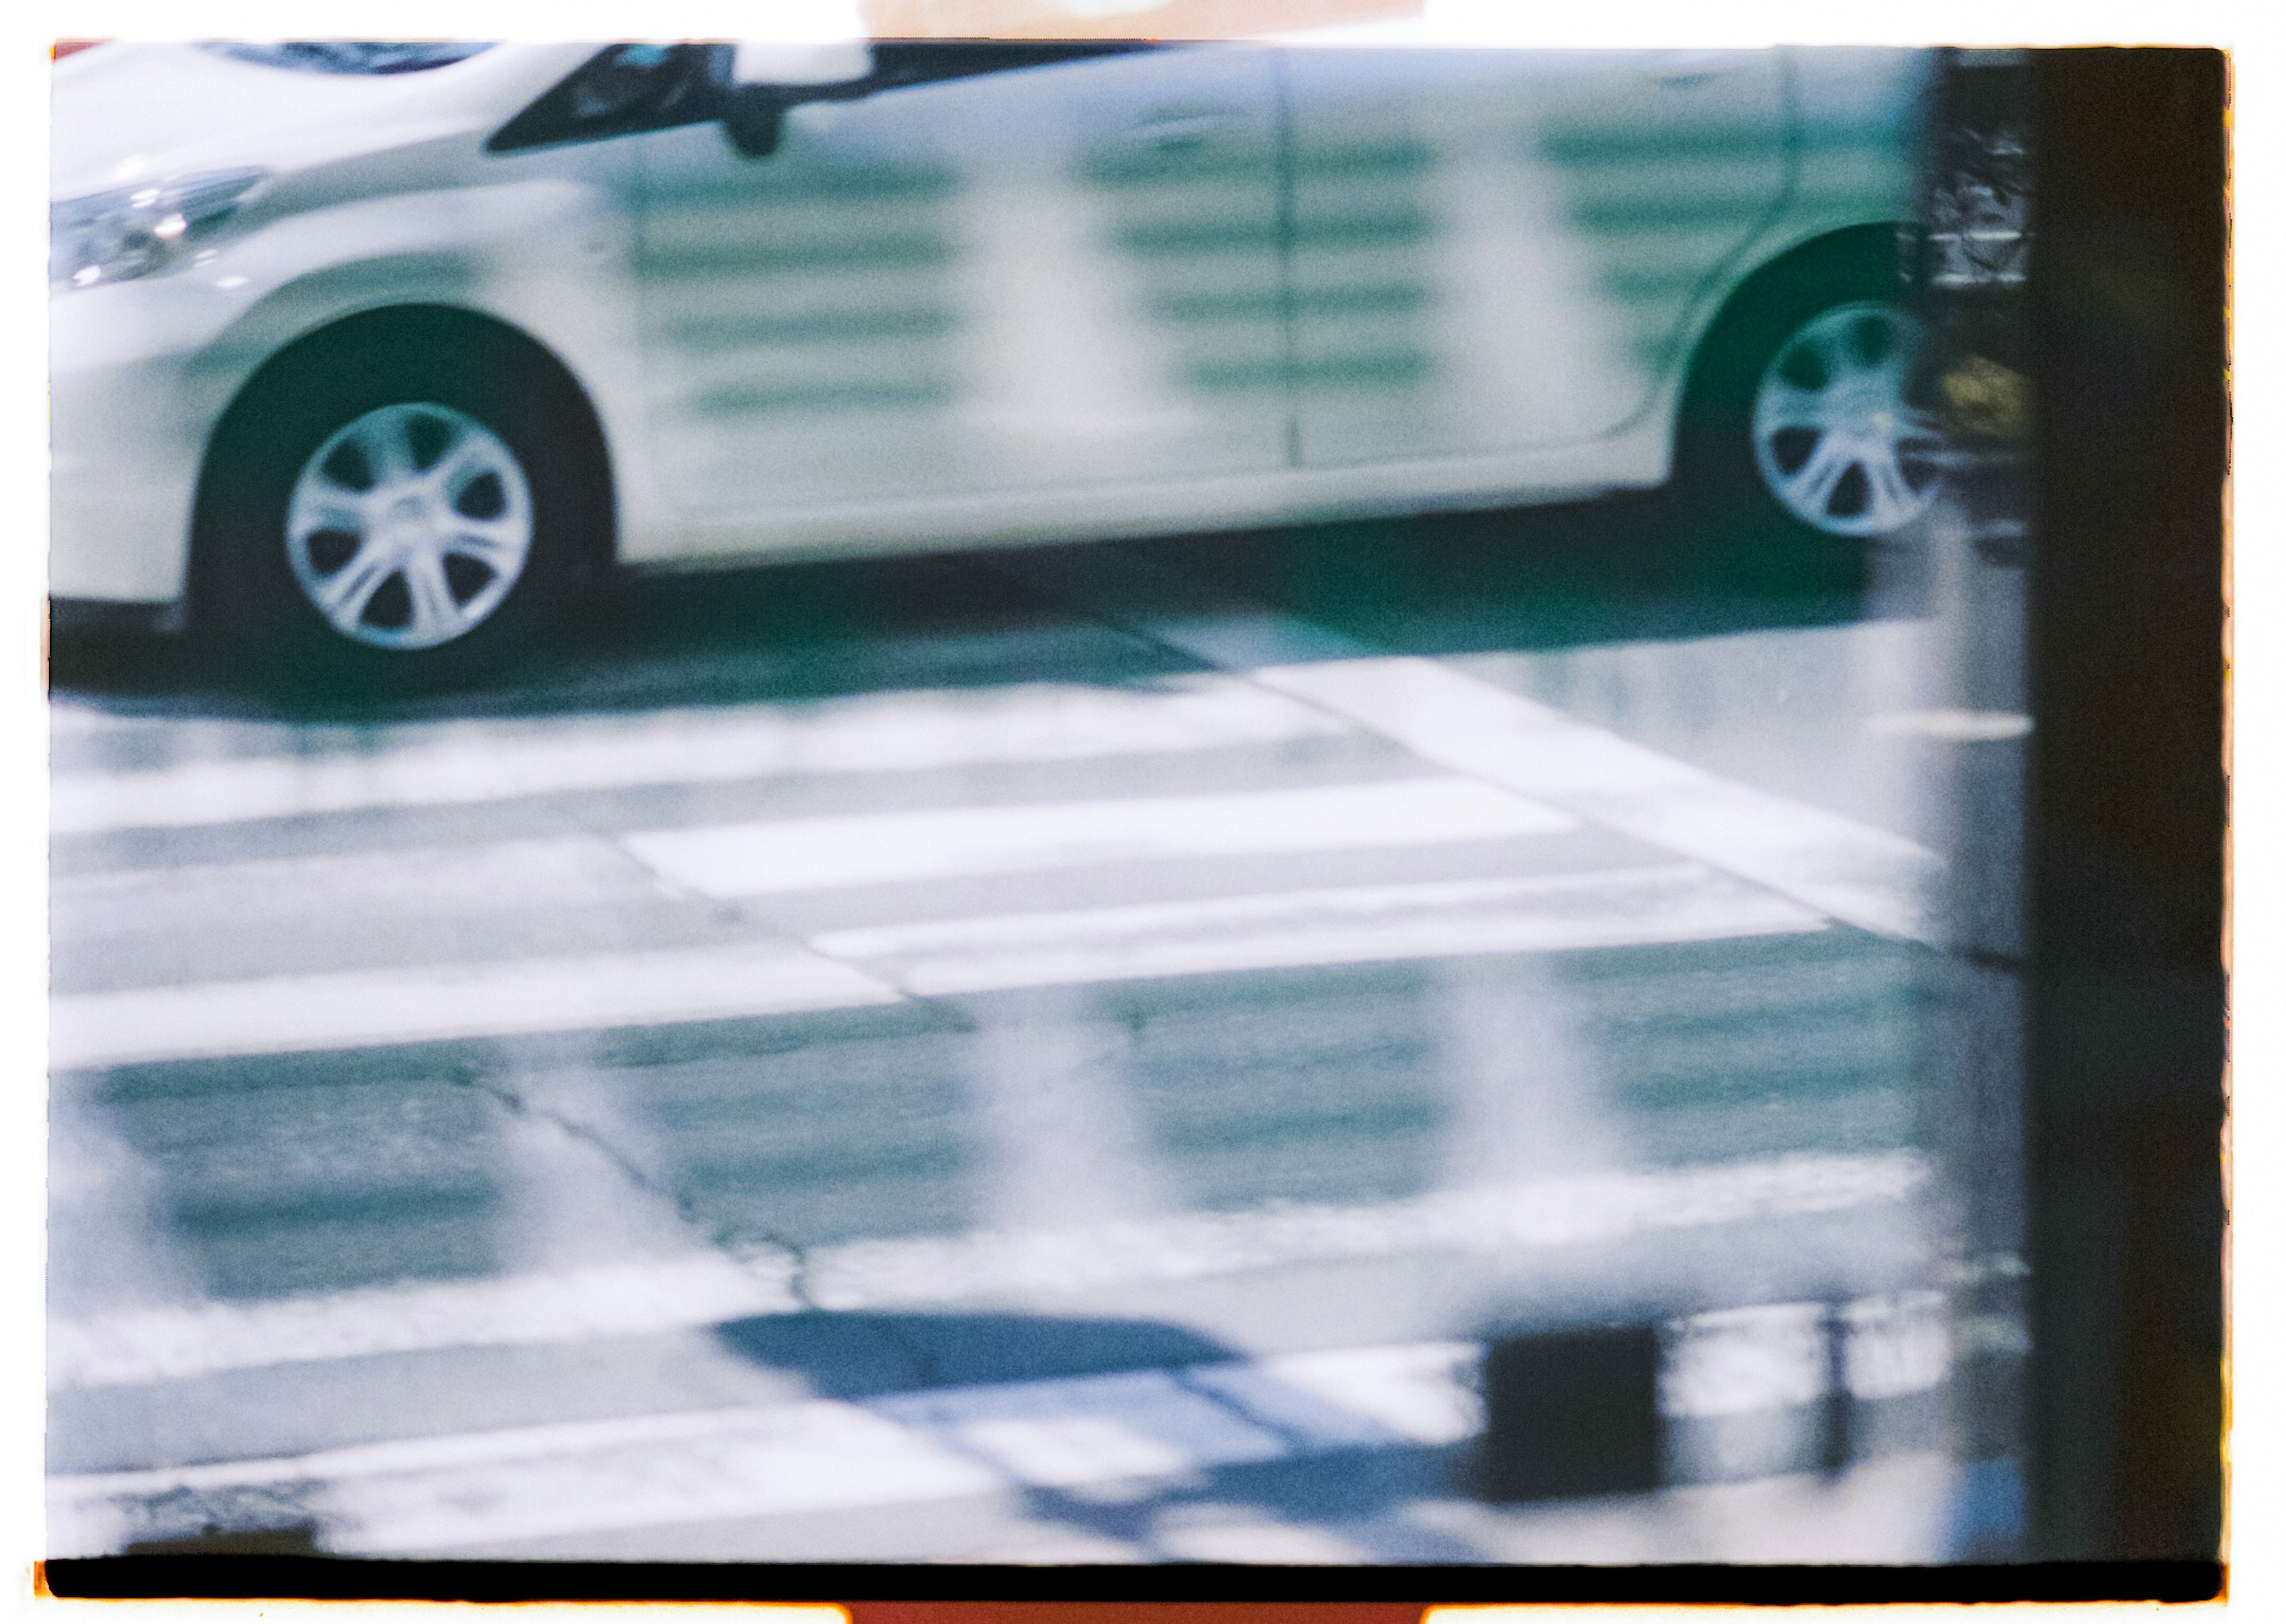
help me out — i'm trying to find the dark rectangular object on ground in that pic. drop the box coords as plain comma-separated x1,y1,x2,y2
1475,1325,1664,1501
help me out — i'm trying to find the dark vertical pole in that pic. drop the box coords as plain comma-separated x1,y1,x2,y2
1917,51,2035,1553
1819,1300,1854,1479
2023,48,2228,1563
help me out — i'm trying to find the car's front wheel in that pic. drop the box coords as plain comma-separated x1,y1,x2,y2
196,320,605,692
285,401,537,655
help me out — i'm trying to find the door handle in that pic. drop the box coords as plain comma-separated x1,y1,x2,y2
1644,50,1731,89
1125,105,1244,148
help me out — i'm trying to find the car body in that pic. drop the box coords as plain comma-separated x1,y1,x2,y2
49,35,1937,669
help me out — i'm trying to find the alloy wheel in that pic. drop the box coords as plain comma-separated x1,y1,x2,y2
1750,301,1946,538
285,402,535,650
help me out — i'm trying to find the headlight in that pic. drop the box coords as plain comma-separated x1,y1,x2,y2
49,168,267,291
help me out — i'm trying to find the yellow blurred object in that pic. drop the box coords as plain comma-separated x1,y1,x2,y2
1940,354,2033,440
860,0,1419,38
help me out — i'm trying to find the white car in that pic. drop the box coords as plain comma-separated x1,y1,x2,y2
50,36,1941,682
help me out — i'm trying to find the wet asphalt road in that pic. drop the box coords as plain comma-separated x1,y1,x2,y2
46,489,2026,1563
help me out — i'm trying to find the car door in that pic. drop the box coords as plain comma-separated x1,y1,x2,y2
1279,48,1790,467
628,42,1288,531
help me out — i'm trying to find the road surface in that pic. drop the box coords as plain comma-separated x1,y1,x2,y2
46,491,2026,1563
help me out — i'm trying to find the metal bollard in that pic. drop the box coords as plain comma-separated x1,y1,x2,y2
1474,1323,1664,1502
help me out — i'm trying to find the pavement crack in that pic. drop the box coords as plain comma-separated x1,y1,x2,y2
446,1063,826,1311
443,1066,952,1388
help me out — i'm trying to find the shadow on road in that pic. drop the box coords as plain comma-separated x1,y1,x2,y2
708,1307,1489,1562
49,491,1926,727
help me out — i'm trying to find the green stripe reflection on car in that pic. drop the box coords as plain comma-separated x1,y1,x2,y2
1290,137,1438,182
647,161,960,207
1535,119,1794,167
1598,262,1724,306
691,379,958,417
1152,283,1432,326
1303,352,1435,392
1526,111,1788,408
1183,349,1438,395
1563,158,1804,233
1291,208,1436,252
641,231,958,277
663,307,962,349
1115,217,1282,258
1079,146,1275,190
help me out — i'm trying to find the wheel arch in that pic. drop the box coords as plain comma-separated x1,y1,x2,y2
1670,220,1941,538
1680,222,1920,423
188,302,617,631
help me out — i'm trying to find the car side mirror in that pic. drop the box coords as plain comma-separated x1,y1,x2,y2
721,89,790,158
720,38,873,159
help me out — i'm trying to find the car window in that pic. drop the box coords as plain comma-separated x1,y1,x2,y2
489,39,1166,158
198,42,495,74
489,44,720,154
860,38,1158,93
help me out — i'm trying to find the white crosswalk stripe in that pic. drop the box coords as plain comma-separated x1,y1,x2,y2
999,547,1945,941
623,776,1576,898
818,863,1825,996
49,941,904,1073
1257,655,1943,941
49,676,1348,835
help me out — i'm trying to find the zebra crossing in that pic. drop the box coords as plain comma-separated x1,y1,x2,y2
50,656,1874,1070
48,560,1955,1560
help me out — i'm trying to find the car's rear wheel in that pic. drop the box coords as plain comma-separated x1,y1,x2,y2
1679,246,1947,542
1749,300,1945,537
196,321,605,692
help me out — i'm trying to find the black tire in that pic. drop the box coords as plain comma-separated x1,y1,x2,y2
193,314,609,695
1675,239,1945,544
